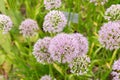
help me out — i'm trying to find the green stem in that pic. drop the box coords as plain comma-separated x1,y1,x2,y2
110,49,118,66
64,64,68,80
26,37,32,54
93,46,102,58
49,64,54,79
65,71,67,80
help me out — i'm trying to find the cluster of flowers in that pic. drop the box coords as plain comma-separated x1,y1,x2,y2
99,5,120,50
33,33,90,77
0,14,39,37
0,0,66,36
98,4,120,80
37,1,90,79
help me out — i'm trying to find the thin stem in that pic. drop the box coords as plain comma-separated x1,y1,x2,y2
26,37,32,54
110,49,118,66
49,64,54,79
64,64,68,80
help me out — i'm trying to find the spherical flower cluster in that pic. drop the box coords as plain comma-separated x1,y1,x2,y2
71,33,88,55
33,37,52,64
44,0,61,10
40,75,52,80
48,33,79,63
89,0,108,5
111,59,120,80
69,55,90,75
98,21,120,50
112,59,120,71
0,14,13,34
43,10,67,33
19,19,39,37
104,4,120,21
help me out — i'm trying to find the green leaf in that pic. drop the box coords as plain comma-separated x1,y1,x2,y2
0,31,11,53
0,51,5,65
0,0,6,14
53,63,64,76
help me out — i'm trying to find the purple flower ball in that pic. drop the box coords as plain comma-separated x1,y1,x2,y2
19,19,39,37
98,21,120,50
104,4,120,21
48,33,79,63
69,55,90,75
111,59,120,80
43,10,67,33
71,33,89,55
33,37,52,64
0,14,13,34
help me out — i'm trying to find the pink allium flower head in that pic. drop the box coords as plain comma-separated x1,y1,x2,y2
69,55,90,75
19,19,39,37
48,33,79,63
33,37,52,64
0,14,13,34
71,33,89,55
98,21,120,50
43,10,67,33
44,0,61,10
89,0,108,5
40,75,52,80
112,59,120,71
111,59,120,80
105,4,120,21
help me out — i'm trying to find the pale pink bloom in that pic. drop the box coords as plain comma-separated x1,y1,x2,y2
98,21,120,50
43,10,67,33
48,33,79,63
0,14,13,34
44,0,61,10
19,19,39,37
111,59,120,80
69,55,90,75
105,4,120,21
71,33,89,55
33,37,52,64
